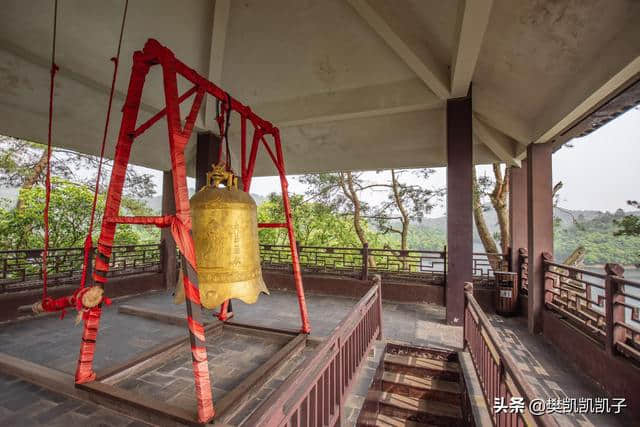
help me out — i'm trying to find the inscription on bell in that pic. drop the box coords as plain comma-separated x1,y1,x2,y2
189,166,269,309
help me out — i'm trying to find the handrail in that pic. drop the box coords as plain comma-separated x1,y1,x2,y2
245,277,383,426
464,283,559,427
544,260,608,280
0,243,163,294
541,259,640,363
260,243,505,283
0,243,160,255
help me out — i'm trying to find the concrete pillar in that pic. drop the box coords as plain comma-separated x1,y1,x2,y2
446,96,473,326
196,132,222,191
508,160,528,271
527,143,553,334
161,170,177,290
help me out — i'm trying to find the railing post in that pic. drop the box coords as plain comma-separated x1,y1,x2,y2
518,248,528,293
605,263,625,357
373,274,383,340
463,282,473,348
443,245,447,286
361,243,369,280
542,252,554,305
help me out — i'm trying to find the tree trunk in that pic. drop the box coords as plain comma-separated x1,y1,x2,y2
341,172,376,267
16,148,48,211
563,246,585,266
490,164,509,254
472,167,501,271
390,169,410,269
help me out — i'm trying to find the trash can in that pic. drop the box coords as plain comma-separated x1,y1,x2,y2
494,271,518,316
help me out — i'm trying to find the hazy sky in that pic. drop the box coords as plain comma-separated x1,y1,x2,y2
150,107,639,217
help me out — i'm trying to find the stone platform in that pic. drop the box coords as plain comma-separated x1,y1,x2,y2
0,288,461,426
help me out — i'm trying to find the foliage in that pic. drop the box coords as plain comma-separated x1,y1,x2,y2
614,201,640,237
256,192,446,251
298,173,369,216
555,209,640,265
0,136,156,199
0,179,159,251
371,169,442,244
257,193,378,247
405,225,447,251
299,169,442,251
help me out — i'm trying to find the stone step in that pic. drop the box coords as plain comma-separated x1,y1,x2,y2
358,410,434,427
380,371,461,403
377,391,463,426
383,353,460,381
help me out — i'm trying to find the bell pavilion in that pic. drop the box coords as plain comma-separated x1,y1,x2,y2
0,1,638,426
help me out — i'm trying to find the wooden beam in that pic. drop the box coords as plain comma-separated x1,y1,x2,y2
473,115,521,167
0,353,189,426
203,0,231,129
118,304,217,327
78,381,198,425
253,78,442,128
450,0,494,97
347,0,450,99
473,87,534,144
551,77,640,150
216,334,307,420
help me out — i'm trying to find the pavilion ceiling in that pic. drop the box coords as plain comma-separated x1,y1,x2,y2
0,0,638,176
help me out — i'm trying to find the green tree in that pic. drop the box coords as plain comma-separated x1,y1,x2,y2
367,169,441,251
0,136,156,203
298,172,373,248
0,179,159,251
257,193,368,247
555,210,640,265
614,201,640,237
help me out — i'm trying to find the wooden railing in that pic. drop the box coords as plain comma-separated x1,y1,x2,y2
544,259,640,362
610,275,640,361
519,248,529,295
543,260,607,342
0,243,163,294
464,283,558,427
260,243,506,285
245,277,383,426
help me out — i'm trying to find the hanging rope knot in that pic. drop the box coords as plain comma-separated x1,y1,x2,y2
110,56,118,65
74,286,111,324
50,63,59,76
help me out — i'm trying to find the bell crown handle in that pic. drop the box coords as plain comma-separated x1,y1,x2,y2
206,163,237,190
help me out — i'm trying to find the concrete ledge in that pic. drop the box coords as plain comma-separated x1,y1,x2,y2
542,309,640,420
458,351,493,427
0,353,184,426
263,270,444,304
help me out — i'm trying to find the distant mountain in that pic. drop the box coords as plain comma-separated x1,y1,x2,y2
414,206,639,251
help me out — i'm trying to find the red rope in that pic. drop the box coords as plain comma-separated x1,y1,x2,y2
79,0,129,289
42,0,58,300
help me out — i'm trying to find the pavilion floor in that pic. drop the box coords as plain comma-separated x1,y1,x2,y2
0,288,628,426
489,315,628,427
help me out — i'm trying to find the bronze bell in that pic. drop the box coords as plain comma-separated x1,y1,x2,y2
174,164,268,308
